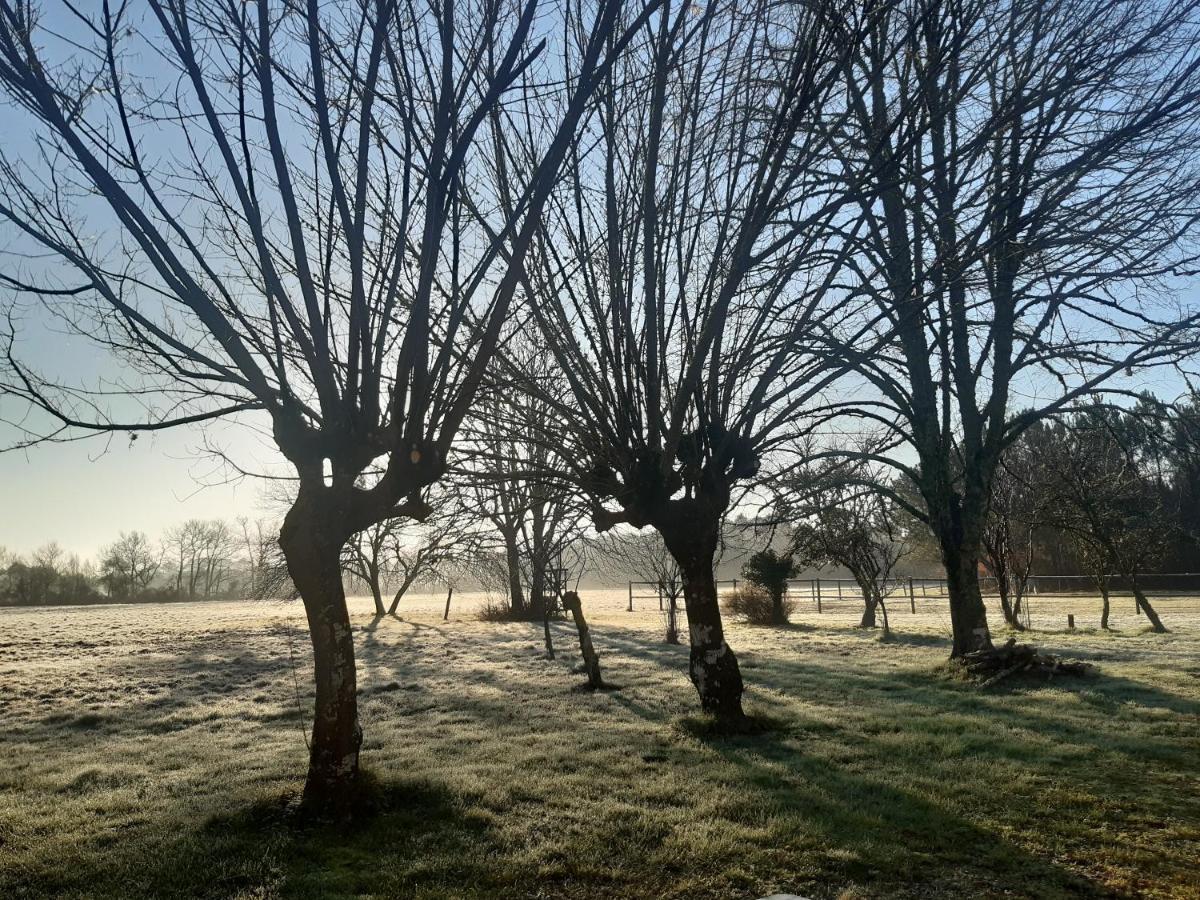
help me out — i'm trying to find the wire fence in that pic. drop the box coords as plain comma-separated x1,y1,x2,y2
621,573,1200,632
780,574,1200,632
627,579,739,611
784,574,1200,605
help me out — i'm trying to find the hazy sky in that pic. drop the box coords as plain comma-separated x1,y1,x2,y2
0,425,266,559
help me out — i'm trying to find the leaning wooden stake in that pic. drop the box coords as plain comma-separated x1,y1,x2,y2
561,591,605,689
443,586,454,621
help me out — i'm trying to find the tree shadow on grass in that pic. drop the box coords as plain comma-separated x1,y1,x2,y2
98,776,505,900
710,738,1102,898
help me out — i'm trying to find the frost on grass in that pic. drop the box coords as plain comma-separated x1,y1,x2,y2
0,590,1198,899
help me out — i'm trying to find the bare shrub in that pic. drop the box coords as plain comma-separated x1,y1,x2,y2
722,586,794,626
477,598,518,623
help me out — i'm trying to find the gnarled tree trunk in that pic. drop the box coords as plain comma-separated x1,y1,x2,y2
660,513,745,724
280,487,362,817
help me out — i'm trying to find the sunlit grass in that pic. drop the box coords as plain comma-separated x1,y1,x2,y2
1,592,1197,898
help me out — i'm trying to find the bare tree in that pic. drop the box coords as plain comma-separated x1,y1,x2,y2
463,343,585,620
599,529,683,643
815,0,1200,656
1038,407,1174,631
343,488,470,617
0,0,662,812
509,0,860,724
981,443,1049,631
99,531,160,601
785,467,911,636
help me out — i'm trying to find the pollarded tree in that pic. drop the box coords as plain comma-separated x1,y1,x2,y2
507,0,863,724
0,0,663,813
813,0,1200,656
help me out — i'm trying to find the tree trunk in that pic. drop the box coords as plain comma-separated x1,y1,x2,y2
941,537,994,657
664,592,680,644
1131,580,1167,633
661,515,745,725
1010,582,1027,631
504,534,526,616
850,573,877,628
859,593,877,628
995,573,1014,627
279,491,362,818
562,591,603,688
542,599,555,659
529,563,547,620
368,565,385,617
876,590,891,639
1099,581,1111,630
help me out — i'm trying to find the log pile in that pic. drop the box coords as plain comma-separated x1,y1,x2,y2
962,638,1092,688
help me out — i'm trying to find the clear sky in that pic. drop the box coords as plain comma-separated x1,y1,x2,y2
0,424,265,560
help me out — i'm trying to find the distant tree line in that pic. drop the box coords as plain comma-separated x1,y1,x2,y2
0,518,284,607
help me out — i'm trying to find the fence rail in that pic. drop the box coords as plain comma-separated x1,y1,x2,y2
627,579,739,611
782,573,1200,605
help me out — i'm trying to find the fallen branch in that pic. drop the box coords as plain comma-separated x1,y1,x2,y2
962,638,1092,687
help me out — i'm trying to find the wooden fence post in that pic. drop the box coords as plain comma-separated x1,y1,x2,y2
443,586,453,621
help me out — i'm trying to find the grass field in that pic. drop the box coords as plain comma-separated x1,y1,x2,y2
1,588,1198,899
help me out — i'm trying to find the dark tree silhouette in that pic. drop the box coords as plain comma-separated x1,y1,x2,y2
506,0,862,724
815,0,1200,655
0,0,662,814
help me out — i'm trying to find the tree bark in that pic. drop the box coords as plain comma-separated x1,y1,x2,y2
368,565,385,617
1099,580,1111,630
661,514,745,725
941,536,994,657
504,533,526,617
280,489,362,817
